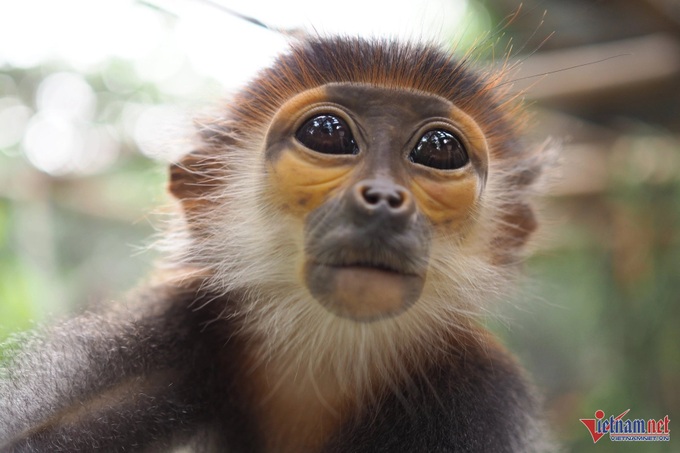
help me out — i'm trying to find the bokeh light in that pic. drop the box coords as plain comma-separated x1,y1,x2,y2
0,98,32,152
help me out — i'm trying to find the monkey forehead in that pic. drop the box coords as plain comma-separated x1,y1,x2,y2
322,83,454,120
228,37,519,139
266,83,456,127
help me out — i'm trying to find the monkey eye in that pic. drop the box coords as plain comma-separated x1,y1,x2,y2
295,114,359,155
408,130,469,170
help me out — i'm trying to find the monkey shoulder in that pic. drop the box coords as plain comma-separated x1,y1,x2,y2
0,281,237,453
327,338,551,453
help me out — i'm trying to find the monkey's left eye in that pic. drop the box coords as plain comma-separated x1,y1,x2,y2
295,114,359,155
409,130,469,170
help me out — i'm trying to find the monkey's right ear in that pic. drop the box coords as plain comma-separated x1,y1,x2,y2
168,121,239,221
168,152,223,219
169,153,205,200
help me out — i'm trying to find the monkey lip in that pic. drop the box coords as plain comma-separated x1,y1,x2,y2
313,259,422,283
304,261,425,322
326,262,413,275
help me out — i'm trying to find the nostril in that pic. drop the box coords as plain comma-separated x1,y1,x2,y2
362,187,381,206
361,186,406,210
387,192,404,209
353,179,413,217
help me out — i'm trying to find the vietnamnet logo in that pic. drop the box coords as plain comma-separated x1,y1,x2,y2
580,409,671,443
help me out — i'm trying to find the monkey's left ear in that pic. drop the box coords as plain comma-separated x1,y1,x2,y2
491,202,538,265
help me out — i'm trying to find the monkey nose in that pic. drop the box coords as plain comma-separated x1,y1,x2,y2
350,179,415,223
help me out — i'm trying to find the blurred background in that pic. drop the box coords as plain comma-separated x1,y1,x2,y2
0,0,678,450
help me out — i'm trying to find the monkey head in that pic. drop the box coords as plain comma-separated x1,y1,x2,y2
168,37,543,329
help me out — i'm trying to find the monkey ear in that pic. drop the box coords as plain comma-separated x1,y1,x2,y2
168,120,239,219
169,153,207,201
168,152,223,219
492,203,538,265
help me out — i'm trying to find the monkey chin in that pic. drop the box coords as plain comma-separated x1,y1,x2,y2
304,263,425,322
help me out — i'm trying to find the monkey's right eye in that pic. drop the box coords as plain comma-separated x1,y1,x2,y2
295,114,359,155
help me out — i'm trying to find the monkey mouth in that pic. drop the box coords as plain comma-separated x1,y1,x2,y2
308,242,427,276
304,258,425,322
325,260,411,275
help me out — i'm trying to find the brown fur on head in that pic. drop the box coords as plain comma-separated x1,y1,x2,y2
165,36,549,386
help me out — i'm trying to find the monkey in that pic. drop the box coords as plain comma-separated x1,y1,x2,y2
0,36,554,452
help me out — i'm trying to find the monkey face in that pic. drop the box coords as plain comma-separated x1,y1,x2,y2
169,39,539,331
264,83,489,321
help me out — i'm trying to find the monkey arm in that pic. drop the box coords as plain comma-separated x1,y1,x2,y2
1,373,203,452
0,285,216,453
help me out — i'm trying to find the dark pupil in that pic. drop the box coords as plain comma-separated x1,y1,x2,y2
408,130,468,170
295,114,359,155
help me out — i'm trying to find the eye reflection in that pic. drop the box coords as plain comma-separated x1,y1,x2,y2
295,114,359,155
408,130,468,170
